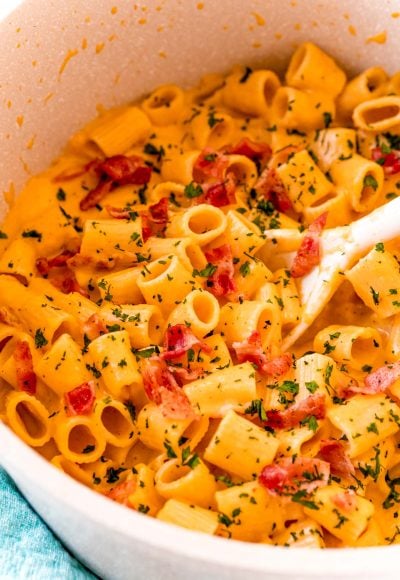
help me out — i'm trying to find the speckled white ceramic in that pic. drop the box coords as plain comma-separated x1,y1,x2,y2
1,1,400,578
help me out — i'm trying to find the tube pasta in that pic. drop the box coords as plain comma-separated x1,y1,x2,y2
190,109,236,150
353,96,400,132
137,255,199,316
167,289,220,337
222,67,280,117
35,333,91,395
87,106,151,156
216,480,283,541
87,330,142,399
98,303,164,348
144,237,206,272
330,154,384,213
137,403,208,453
0,239,37,282
156,499,219,534
204,410,279,479
337,67,389,121
0,275,79,343
93,397,137,448
155,458,217,508
314,325,382,371
327,394,399,458
271,87,335,130
141,84,186,126
166,204,227,246
286,42,346,97
96,267,144,305
54,414,107,464
80,218,144,264
5,391,51,447
346,246,400,317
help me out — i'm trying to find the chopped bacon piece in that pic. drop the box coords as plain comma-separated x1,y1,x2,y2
232,331,292,377
80,179,113,212
107,479,136,505
90,155,152,185
232,330,268,368
141,356,195,419
266,392,326,430
204,244,237,297
65,381,96,416
14,340,36,395
259,456,330,494
170,366,205,382
83,314,108,341
263,353,292,378
106,478,136,506
80,155,152,211
149,197,169,224
345,361,400,396
290,212,328,278
332,490,357,512
141,197,169,241
255,168,293,213
202,182,230,207
160,324,211,360
319,439,355,479
50,272,89,297
228,138,272,166
193,149,229,184
36,249,78,276
371,147,400,175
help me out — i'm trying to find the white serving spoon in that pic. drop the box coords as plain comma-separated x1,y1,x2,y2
281,196,400,350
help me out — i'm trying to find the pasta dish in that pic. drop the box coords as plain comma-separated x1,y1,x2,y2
1,42,400,547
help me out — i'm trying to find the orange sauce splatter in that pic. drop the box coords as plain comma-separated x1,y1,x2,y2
197,2,204,9
59,49,79,77
82,38,88,49
95,43,105,54
348,25,357,36
111,6,118,15
366,31,387,44
252,12,265,26
16,115,24,127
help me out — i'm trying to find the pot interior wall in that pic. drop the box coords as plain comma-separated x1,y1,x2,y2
0,0,399,213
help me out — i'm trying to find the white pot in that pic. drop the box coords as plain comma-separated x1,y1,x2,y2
1,1,400,578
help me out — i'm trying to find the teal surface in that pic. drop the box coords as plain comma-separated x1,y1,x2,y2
0,467,96,579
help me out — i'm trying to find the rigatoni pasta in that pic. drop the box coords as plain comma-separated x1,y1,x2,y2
2,41,400,549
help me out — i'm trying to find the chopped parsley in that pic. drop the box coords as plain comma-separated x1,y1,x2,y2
34,329,48,349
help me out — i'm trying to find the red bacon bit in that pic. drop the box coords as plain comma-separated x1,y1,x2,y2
83,314,108,341
50,272,89,298
107,478,136,505
232,330,269,368
36,249,77,276
160,324,212,360
345,361,400,396
263,353,292,378
65,381,96,416
14,340,36,395
201,172,237,207
204,244,237,297
290,212,328,279
266,392,326,430
141,357,195,419
171,366,205,382
332,490,357,512
319,439,355,479
193,149,229,184
371,147,400,175
259,456,330,494
255,168,293,213
106,478,136,505
232,331,292,377
228,138,272,166
80,155,152,211
141,197,169,242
